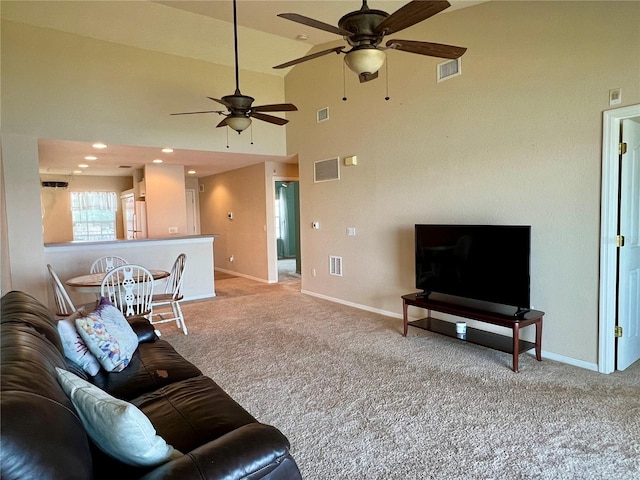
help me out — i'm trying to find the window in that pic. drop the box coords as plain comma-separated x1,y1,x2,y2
70,192,118,241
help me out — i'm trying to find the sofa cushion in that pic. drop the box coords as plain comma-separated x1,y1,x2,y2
132,375,258,454
75,301,138,372
92,339,202,401
57,310,101,376
56,368,183,468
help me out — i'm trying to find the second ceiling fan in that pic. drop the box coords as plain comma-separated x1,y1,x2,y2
172,0,297,133
274,0,467,83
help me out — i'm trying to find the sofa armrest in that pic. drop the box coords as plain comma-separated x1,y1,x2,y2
127,315,157,343
138,423,301,480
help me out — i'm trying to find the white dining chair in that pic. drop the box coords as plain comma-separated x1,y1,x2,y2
90,255,129,274
46,264,96,317
149,253,188,335
100,264,154,318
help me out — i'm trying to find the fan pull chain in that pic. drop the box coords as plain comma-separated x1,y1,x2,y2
226,126,230,149
250,122,254,145
342,61,347,101
385,58,390,101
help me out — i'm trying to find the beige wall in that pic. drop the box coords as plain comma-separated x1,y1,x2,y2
40,174,134,243
144,164,188,238
285,1,640,367
199,161,298,282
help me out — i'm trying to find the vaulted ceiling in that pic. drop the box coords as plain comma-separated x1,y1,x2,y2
2,0,485,178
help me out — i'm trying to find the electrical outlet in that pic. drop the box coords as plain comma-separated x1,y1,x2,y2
312,268,317,277
168,227,178,234
347,227,356,236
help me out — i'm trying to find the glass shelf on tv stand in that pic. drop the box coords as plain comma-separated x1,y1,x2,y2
401,293,544,373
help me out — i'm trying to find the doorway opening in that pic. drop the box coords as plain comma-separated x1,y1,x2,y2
275,180,300,281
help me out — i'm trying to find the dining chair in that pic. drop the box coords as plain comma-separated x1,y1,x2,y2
46,264,96,317
148,253,188,335
90,255,129,274
100,264,154,318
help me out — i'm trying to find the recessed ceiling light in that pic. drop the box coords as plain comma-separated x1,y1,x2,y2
161,147,174,153
153,159,163,164
187,170,196,175
92,142,107,149
84,155,98,161
78,164,89,168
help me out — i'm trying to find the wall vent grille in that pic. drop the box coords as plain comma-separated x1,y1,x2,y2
437,58,461,82
329,256,343,276
317,107,329,123
314,157,340,183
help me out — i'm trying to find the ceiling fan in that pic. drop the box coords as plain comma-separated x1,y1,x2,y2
171,0,297,133
274,0,466,83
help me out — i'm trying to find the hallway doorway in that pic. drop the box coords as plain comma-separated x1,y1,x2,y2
275,180,300,281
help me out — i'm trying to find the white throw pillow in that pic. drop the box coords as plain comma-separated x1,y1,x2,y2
57,311,101,376
75,299,139,372
55,368,182,467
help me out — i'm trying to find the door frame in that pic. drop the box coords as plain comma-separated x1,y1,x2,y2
598,103,640,374
273,177,300,281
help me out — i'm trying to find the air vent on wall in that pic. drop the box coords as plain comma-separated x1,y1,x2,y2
437,58,461,82
314,157,340,183
317,107,329,123
41,181,69,189
329,256,342,276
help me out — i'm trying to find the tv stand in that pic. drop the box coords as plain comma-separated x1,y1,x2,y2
402,293,543,372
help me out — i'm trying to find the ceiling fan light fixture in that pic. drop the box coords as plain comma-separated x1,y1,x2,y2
226,115,252,133
344,48,386,76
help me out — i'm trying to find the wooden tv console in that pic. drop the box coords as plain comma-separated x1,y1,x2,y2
402,293,544,373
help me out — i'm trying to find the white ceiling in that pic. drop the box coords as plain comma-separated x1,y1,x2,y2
4,0,485,178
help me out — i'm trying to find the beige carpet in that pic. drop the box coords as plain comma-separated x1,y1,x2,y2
156,272,640,480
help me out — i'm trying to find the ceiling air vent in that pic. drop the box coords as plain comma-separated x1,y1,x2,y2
41,181,69,189
314,157,340,183
437,58,461,82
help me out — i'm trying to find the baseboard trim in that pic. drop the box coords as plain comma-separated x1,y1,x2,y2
215,268,272,284
184,293,216,302
301,289,600,373
301,289,400,319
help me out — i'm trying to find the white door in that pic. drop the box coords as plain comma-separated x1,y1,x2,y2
617,118,640,370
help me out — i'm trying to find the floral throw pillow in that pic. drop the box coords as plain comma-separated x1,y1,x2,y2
57,310,101,376
75,298,139,372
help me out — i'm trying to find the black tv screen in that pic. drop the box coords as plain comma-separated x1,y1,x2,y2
415,224,531,309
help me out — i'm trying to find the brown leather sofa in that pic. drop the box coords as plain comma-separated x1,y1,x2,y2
0,290,302,480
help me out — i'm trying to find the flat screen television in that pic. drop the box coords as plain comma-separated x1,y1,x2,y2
415,224,531,313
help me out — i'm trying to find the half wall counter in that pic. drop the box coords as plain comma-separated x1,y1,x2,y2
45,235,217,309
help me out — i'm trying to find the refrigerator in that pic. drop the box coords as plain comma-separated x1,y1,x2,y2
122,194,147,239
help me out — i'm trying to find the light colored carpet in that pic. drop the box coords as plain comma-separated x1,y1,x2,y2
156,272,640,480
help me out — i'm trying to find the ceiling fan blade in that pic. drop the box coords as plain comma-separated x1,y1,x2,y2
375,1,451,36
170,110,223,116
359,71,379,83
386,39,466,59
216,118,229,128
278,13,352,36
274,46,345,69
207,96,232,108
250,112,289,126
252,103,298,113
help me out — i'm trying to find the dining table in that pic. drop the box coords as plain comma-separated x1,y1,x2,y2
65,269,170,294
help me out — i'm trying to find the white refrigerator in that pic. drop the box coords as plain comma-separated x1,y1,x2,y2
122,194,147,239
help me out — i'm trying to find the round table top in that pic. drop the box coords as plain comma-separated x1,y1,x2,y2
66,269,169,288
